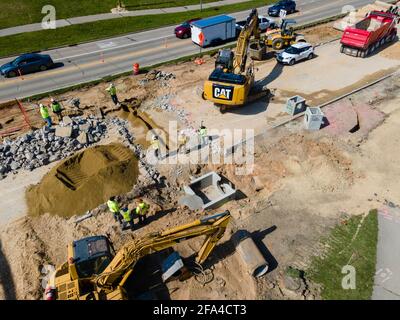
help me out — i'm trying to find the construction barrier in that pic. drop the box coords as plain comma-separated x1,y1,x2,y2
0,99,32,137
133,63,140,75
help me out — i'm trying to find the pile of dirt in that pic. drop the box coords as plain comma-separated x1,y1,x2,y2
26,143,138,217
300,22,342,45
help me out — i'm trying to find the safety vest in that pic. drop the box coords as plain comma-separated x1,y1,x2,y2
107,86,116,96
178,134,188,144
51,102,61,112
136,202,149,215
40,106,49,119
151,140,160,150
121,209,132,222
107,200,119,213
199,128,207,137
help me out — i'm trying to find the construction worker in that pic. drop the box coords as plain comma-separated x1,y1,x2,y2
198,122,209,146
178,130,189,154
107,196,122,223
136,199,149,225
151,135,161,159
120,207,134,231
50,98,63,121
39,103,52,127
106,83,120,106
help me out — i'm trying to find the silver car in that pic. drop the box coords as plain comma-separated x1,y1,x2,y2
276,42,314,65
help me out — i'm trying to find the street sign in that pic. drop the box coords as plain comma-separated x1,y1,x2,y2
279,9,287,18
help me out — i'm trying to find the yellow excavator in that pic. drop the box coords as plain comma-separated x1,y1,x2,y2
202,8,268,112
45,211,231,300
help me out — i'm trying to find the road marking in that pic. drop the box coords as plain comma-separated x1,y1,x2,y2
97,41,117,49
53,34,177,62
0,39,189,87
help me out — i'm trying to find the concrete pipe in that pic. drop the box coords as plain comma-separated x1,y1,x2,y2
249,42,267,61
235,230,269,278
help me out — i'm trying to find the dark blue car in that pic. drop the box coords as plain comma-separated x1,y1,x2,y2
0,53,54,78
268,0,296,17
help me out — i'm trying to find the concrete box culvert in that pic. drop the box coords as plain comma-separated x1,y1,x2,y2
249,42,267,61
234,230,269,278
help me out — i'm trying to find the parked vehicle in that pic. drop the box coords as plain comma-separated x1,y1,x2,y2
276,42,314,65
0,53,54,78
340,11,398,58
191,15,236,47
174,18,201,39
268,0,296,17
236,16,277,33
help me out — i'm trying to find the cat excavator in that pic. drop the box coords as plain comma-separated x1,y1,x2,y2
202,8,268,112
45,211,231,300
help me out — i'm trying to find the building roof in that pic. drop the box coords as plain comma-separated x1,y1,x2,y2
192,15,235,28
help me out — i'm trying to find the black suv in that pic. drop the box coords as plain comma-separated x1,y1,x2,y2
268,0,296,17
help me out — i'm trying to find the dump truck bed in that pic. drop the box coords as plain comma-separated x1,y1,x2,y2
340,11,397,52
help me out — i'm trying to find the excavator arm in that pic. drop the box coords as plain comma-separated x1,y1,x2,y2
233,8,260,74
93,211,231,293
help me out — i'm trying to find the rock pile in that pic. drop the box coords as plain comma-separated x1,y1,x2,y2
139,69,176,87
108,117,162,183
150,94,194,129
0,116,107,179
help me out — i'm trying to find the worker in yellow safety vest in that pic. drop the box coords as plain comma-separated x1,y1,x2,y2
120,208,134,231
198,122,208,146
106,83,120,106
50,98,63,121
178,130,189,154
107,196,122,223
136,199,149,225
151,135,161,159
39,104,52,127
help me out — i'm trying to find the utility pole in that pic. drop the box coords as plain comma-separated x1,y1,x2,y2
200,0,203,12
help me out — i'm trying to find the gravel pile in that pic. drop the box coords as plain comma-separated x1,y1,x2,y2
108,117,162,183
0,116,107,179
139,69,176,87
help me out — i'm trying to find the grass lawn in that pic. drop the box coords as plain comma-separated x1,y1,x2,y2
0,0,220,29
0,0,272,58
306,210,378,300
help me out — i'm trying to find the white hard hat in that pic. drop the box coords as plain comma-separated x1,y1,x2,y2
50,98,55,102
152,135,158,140
39,103,44,108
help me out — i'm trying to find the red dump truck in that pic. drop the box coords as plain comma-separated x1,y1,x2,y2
340,11,398,58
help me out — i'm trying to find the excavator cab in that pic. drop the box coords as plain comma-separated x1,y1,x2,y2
215,48,234,71
70,236,115,279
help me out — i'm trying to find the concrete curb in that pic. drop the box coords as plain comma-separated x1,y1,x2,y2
225,69,399,156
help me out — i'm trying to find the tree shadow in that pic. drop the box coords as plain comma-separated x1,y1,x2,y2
0,240,16,300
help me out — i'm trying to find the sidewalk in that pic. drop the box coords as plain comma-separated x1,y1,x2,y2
0,0,251,38
372,205,400,300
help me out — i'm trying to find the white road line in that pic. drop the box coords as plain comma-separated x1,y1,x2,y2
53,34,177,62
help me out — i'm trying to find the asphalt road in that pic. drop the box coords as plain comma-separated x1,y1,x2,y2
0,0,389,103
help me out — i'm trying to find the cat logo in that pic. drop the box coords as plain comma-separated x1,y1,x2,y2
212,84,234,100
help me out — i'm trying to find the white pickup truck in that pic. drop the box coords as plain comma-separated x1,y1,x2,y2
235,15,277,33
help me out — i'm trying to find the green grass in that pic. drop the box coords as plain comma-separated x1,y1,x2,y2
0,0,271,58
0,0,219,29
306,210,378,300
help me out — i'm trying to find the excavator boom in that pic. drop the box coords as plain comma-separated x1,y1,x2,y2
233,8,260,74
49,210,231,300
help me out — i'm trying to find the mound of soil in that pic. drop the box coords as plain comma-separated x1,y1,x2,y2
26,143,138,217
